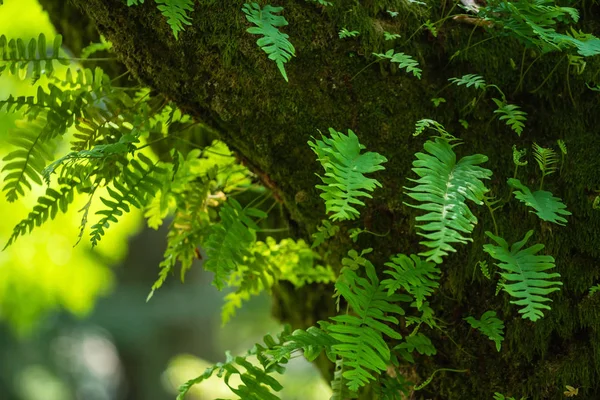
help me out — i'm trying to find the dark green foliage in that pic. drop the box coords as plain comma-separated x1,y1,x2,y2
394,333,436,363
491,98,527,136
404,135,493,263
465,311,505,351
309,128,387,222
242,2,295,82
483,230,562,321
127,0,193,39
508,178,571,225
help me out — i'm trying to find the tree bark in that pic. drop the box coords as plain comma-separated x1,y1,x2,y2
43,0,600,398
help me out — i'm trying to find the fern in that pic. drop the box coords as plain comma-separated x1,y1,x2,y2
330,358,358,400
508,178,571,225
90,153,166,246
339,28,360,39
0,33,68,81
465,310,505,351
413,118,450,137
382,254,440,309
512,145,528,166
394,333,436,363
493,393,525,400
3,178,78,249
127,0,193,39
80,36,113,59
532,143,559,188
373,49,422,78
478,260,491,280
242,2,295,82
404,135,493,263
306,0,333,7
177,328,290,400
308,128,387,221
311,219,340,248
2,115,57,202
203,198,267,289
483,230,562,321
589,284,600,296
448,74,486,90
328,250,410,391
384,32,401,41
492,98,527,136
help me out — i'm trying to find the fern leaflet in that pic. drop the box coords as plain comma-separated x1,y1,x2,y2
465,310,505,351
483,230,562,321
404,135,492,263
308,128,387,221
394,333,436,363
533,143,559,183
311,219,340,248
242,2,295,82
373,49,422,78
448,74,486,90
339,28,360,39
492,98,527,136
0,33,68,81
508,178,571,225
382,253,440,309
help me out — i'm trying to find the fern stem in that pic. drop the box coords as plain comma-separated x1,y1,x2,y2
484,196,499,236
513,53,543,94
566,63,576,107
530,55,566,94
350,60,379,81
414,368,468,391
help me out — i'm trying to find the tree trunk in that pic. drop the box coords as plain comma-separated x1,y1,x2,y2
43,0,600,398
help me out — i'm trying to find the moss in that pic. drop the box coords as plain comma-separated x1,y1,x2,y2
60,0,600,398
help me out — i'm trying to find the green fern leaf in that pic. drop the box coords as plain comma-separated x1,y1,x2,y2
90,153,166,246
155,0,194,39
80,36,113,59
394,333,436,363
2,115,57,202
512,145,528,166
448,74,486,90
508,178,571,225
0,33,68,81
203,198,267,289
477,260,491,280
404,135,492,263
242,2,295,82
330,358,359,400
492,98,527,136
413,119,450,137
465,310,505,351
308,128,387,221
373,49,422,78
589,284,600,296
483,230,562,321
311,219,340,248
382,254,440,309
532,143,559,178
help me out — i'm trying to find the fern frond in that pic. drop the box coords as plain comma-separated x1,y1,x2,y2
508,178,571,225
0,33,68,81
394,333,436,363
478,260,491,280
311,219,340,248
465,310,504,351
404,136,492,263
483,230,562,321
2,115,57,202
533,143,559,179
203,198,267,289
589,284,600,296
178,327,290,400
448,74,486,90
492,98,527,136
309,128,387,221
328,250,410,391
3,179,78,249
330,358,358,400
373,49,422,78
242,2,295,82
413,119,450,137
80,36,113,59
306,0,333,7
382,254,440,309
90,153,166,246
339,28,360,39
268,324,338,363
512,145,528,166
155,0,194,39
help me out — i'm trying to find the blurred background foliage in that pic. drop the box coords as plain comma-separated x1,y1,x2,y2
0,1,330,398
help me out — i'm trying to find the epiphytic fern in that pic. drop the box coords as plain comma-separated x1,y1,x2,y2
177,327,291,400
533,143,559,188
127,0,193,39
0,33,68,81
330,358,358,400
465,310,505,351
328,249,411,391
413,118,451,137
222,238,335,324
394,333,436,363
339,28,360,39
2,115,57,202
492,98,528,136
308,128,387,221
90,153,167,246
404,134,493,264
203,198,267,289
512,145,528,166
80,36,113,59
382,253,440,309
242,2,295,82
508,178,571,225
373,49,422,79
449,74,487,90
483,230,562,321
311,219,340,248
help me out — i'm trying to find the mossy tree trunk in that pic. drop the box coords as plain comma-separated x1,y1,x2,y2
43,0,600,398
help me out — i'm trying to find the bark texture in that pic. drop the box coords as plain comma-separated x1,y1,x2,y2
44,0,600,398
